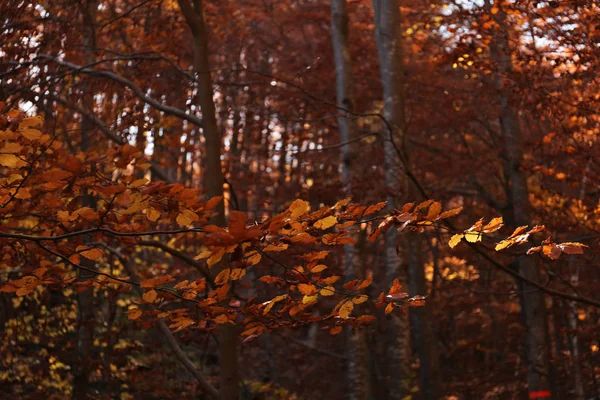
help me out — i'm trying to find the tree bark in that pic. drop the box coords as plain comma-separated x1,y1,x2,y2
177,1,239,399
488,1,553,397
372,1,410,398
72,1,98,398
331,1,370,399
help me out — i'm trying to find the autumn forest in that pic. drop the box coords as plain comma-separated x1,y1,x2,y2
0,0,599,399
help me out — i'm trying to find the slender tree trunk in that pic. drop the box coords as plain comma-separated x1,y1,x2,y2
488,1,553,397
408,236,443,399
177,1,238,399
331,1,370,398
72,1,97,398
372,1,410,398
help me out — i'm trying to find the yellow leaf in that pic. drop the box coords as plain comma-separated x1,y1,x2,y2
464,231,481,243
495,240,512,251
127,308,142,320
146,207,160,222
0,154,20,168
80,248,103,260
320,286,335,296
352,295,368,305
19,128,42,140
449,234,463,248
143,290,158,303
314,215,338,230
338,301,354,319
288,199,310,220
302,294,318,304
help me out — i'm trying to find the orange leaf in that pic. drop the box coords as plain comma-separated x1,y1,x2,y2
364,201,387,216
263,243,288,252
338,301,354,319
80,248,103,261
298,283,317,295
143,290,158,303
288,199,310,220
127,308,142,320
329,326,343,335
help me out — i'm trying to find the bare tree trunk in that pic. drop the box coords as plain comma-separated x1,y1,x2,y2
177,1,238,399
331,1,370,398
408,236,442,399
372,1,410,398
488,1,553,397
72,1,97,398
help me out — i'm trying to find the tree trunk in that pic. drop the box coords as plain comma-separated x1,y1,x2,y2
372,1,410,398
488,1,553,397
177,1,239,398
408,236,443,399
331,1,370,398
72,1,98,398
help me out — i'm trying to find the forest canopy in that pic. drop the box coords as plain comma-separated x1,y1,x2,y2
0,0,599,399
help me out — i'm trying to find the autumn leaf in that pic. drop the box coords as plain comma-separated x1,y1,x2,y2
438,207,463,219
263,294,287,314
140,275,175,289
297,283,317,295
310,264,327,273
263,243,288,252
288,199,310,220
483,217,503,233
338,301,354,319
558,242,587,255
329,326,343,335
302,294,318,304
449,234,463,248
385,302,395,315
464,231,481,243
146,207,160,222
314,215,337,230
0,154,21,168
127,308,142,320
320,286,335,296
215,268,230,285
426,201,442,220
143,290,158,303
19,128,42,140
352,295,368,304
80,248,103,260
